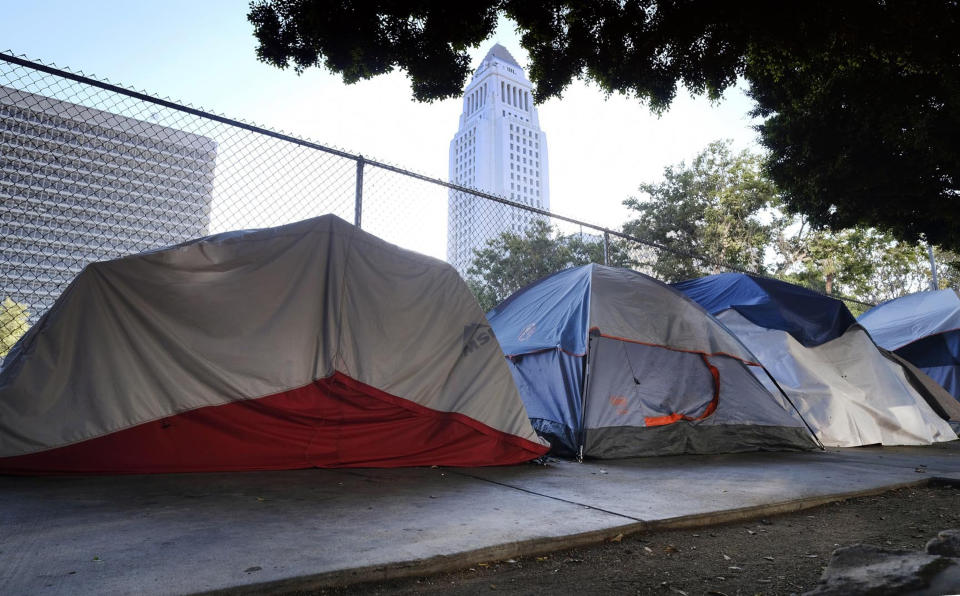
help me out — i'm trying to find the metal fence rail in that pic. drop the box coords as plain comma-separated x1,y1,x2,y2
0,51,873,361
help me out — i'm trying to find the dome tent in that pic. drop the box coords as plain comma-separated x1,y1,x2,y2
675,273,958,447
0,215,548,473
859,289,960,402
487,264,818,459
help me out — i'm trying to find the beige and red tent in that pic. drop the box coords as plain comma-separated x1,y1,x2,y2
0,215,548,473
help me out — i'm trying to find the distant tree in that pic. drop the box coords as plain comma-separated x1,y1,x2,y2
624,140,947,306
935,250,960,291
0,298,29,358
249,1,960,250
467,219,633,311
622,141,776,282
775,228,933,304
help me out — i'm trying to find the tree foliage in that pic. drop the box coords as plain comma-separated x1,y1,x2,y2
249,1,960,250
623,141,948,306
466,219,633,311
774,228,935,306
468,139,950,312
936,250,960,291
248,1,501,102
747,2,960,252
622,141,775,282
0,298,29,359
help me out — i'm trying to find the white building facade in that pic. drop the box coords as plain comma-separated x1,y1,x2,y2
447,44,550,276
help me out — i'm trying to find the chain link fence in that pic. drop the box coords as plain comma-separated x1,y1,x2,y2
0,52,872,362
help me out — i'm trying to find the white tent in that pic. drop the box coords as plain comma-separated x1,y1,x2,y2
0,215,548,473
676,274,957,447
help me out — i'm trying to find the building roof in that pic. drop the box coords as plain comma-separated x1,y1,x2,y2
483,43,521,68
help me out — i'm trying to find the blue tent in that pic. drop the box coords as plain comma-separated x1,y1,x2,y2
487,264,817,458
859,290,960,401
672,273,856,346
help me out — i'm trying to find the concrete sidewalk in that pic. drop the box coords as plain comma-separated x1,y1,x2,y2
2,443,959,595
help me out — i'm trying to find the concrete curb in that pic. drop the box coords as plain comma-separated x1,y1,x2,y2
201,477,949,595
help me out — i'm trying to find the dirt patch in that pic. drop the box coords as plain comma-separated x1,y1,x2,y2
304,483,960,596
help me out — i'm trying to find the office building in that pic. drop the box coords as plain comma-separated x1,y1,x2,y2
0,85,217,320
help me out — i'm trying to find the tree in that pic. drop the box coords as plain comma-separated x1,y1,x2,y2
0,298,29,359
248,1,501,102
466,219,633,311
747,2,960,252
935,249,960,291
249,1,960,250
622,141,777,282
623,140,949,306
776,228,934,305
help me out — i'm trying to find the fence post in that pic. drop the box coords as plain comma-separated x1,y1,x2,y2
354,156,365,228
603,231,610,266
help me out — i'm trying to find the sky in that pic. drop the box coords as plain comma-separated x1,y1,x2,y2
1,0,762,256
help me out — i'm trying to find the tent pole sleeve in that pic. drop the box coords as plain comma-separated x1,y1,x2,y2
761,367,825,450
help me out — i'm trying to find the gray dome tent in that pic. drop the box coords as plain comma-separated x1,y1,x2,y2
487,264,818,458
